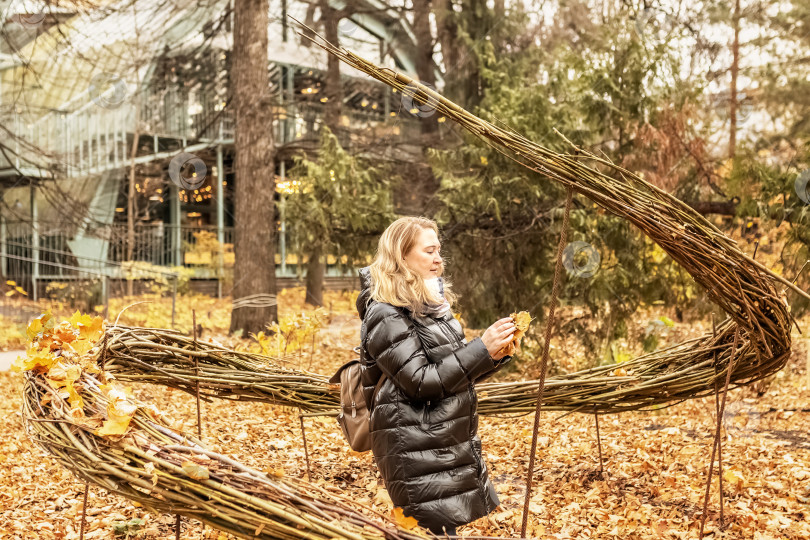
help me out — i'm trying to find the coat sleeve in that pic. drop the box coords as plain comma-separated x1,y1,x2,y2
364,305,496,400
474,355,513,384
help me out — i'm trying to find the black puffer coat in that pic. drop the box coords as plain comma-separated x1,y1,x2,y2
356,267,510,531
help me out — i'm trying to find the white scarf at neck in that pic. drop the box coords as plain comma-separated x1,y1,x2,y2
424,276,451,317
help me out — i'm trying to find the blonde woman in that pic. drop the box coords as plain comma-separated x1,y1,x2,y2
356,216,515,536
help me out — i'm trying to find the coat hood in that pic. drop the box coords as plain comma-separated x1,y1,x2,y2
356,266,374,320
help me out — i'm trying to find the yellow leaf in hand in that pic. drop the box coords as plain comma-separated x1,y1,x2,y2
496,311,533,357
391,507,419,530
511,311,533,340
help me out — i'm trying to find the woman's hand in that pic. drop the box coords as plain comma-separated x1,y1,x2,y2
481,317,516,360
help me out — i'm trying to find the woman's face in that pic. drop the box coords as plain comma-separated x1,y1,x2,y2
403,227,443,279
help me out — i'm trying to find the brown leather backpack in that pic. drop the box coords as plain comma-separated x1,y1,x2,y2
329,346,387,452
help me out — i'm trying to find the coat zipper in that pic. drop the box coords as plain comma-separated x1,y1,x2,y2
437,317,461,347
423,400,431,426
468,384,483,478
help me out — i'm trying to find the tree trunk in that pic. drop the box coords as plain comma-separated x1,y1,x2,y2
406,0,441,215
413,0,439,145
230,0,278,335
300,1,317,47
434,0,459,85
436,0,485,110
729,0,741,159
304,246,325,307
320,0,343,132
302,0,343,308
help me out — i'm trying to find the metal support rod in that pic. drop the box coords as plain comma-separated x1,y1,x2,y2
520,186,573,538
100,333,108,374
298,407,312,482
79,482,89,540
713,381,725,525
711,314,725,525
594,406,604,479
699,327,741,537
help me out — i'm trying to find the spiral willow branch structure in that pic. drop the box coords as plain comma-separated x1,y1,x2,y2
19,22,806,540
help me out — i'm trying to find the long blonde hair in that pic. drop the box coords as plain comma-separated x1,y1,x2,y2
369,217,457,317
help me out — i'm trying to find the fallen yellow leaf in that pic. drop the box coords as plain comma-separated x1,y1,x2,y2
723,468,746,494
95,387,137,437
391,507,419,530
182,461,210,480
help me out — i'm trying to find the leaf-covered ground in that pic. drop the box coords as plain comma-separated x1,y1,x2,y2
1,290,809,539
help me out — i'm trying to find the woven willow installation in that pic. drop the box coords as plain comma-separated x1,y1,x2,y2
22,355,430,540
20,24,807,540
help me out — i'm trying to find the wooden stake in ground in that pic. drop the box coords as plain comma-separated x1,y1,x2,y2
520,186,573,538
